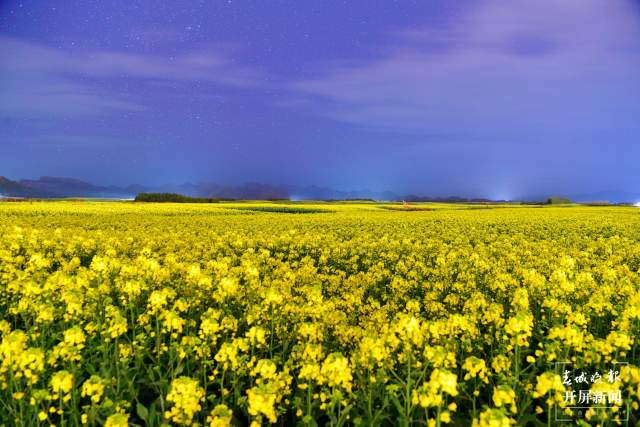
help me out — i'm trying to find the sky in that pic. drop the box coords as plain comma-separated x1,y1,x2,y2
1,0,640,199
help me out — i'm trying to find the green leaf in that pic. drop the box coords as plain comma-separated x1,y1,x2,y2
136,403,149,421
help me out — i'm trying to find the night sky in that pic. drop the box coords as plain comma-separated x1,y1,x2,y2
1,0,640,199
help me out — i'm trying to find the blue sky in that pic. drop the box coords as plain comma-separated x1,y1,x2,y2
1,0,640,198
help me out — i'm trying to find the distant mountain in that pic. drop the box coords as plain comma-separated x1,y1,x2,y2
4,175,636,203
21,176,100,193
569,190,640,204
0,175,377,200
0,176,134,198
18,176,133,198
0,175,404,200
0,176,54,198
0,176,505,201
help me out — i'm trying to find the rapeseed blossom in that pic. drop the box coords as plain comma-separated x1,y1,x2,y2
165,377,205,425
207,404,233,427
50,370,73,401
104,413,129,427
81,375,106,404
0,201,638,425
492,385,517,414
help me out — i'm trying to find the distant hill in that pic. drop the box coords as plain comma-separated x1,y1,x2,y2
1,176,400,200
570,190,640,205
0,176,133,198
0,176,54,198
3,175,637,203
19,176,133,198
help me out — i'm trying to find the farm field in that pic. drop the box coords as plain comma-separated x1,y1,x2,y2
1,201,639,426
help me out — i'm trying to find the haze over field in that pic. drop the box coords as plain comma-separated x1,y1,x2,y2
1,0,640,199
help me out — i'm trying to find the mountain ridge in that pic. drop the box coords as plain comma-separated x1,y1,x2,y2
1,175,638,203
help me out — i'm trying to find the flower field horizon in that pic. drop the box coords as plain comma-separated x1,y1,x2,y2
1,201,639,426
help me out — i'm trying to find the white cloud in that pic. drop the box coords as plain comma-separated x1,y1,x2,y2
290,0,640,138
0,37,261,117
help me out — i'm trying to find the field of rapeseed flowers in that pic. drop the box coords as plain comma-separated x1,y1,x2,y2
0,201,639,426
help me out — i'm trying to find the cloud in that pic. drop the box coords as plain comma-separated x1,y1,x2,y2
289,0,640,139
0,36,261,118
